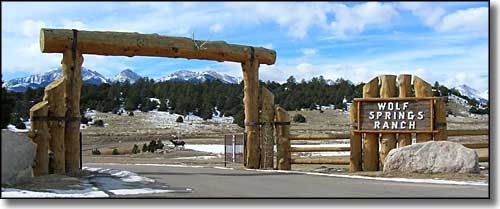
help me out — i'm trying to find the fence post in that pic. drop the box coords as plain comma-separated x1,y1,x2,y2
62,48,84,177
275,106,291,170
362,77,380,171
260,87,275,169
398,74,412,147
434,97,448,141
43,78,66,175
379,75,397,168
242,58,261,169
349,102,362,172
29,101,50,176
413,75,433,143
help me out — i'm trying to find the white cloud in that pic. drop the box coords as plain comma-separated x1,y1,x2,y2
224,2,333,39
300,48,318,56
20,20,46,37
3,42,60,74
437,7,488,35
399,3,487,37
209,23,223,33
260,44,273,49
330,2,398,38
443,71,488,93
61,19,87,30
398,2,445,27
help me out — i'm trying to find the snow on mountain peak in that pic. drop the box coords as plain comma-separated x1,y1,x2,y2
112,69,142,83
454,84,488,102
4,67,108,92
159,70,240,84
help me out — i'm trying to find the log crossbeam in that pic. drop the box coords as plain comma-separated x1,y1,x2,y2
40,28,276,65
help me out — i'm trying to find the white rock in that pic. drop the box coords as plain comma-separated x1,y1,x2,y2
383,141,480,174
2,130,37,186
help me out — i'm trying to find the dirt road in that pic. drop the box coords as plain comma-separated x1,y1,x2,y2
85,163,488,198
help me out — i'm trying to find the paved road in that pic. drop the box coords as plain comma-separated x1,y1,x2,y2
86,163,488,198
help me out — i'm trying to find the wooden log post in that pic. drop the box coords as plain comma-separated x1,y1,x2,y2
242,59,261,169
362,77,380,171
62,49,84,176
434,97,448,141
413,76,433,143
379,75,397,168
276,106,291,170
40,29,276,65
260,87,275,169
397,74,412,147
29,101,50,176
349,102,362,172
43,78,66,175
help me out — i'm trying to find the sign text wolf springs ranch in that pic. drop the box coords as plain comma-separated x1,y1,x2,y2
369,102,423,129
356,98,433,132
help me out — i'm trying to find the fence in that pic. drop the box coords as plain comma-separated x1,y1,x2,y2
224,134,246,166
271,74,489,172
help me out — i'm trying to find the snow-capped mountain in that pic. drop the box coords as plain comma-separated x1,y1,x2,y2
3,67,109,92
4,68,241,92
157,70,241,84
453,84,488,103
111,69,142,83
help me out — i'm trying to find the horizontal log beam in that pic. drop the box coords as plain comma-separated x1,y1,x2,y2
40,28,276,65
448,130,488,136
462,143,489,149
290,147,350,152
479,156,488,162
289,133,350,140
291,158,349,165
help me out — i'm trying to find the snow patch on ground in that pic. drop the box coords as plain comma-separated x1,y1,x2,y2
1,187,108,198
184,144,225,154
109,188,192,195
173,155,218,160
185,144,349,156
6,124,29,133
82,167,154,183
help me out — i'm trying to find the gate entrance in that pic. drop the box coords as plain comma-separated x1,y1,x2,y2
29,28,276,177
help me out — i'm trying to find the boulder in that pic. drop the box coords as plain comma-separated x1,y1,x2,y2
383,141,480,174
2,130,37,186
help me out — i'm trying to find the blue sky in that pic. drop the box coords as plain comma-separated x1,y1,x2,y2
1,2,489,94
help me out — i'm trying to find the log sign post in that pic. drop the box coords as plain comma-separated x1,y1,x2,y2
29,28,277,176
351,74,441,171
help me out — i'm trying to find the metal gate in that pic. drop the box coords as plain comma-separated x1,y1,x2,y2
224,133,245,166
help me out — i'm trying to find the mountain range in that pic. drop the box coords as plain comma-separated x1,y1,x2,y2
2,68,489,103
2,68,240,92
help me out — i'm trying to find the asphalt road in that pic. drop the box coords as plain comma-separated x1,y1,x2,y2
86,163,488,198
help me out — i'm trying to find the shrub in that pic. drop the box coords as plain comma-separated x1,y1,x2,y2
176,116,184,123
94,119,104,127
15,121,26,129
150,140,159,152
128,111,134,116
112,148,120,155
142,143,148,152
131,144,140,154
81,115,91,124
470,107,489,115
157,140,164,150
92,148,101,155
293,114,306,123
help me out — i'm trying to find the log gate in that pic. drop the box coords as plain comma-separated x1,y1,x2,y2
29,28,276,176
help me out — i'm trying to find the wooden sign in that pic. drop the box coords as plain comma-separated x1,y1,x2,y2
354,97,436,133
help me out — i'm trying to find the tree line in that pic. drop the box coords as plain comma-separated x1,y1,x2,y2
1,76,488,129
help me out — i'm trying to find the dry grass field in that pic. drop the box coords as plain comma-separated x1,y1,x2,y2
81,99,488,181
